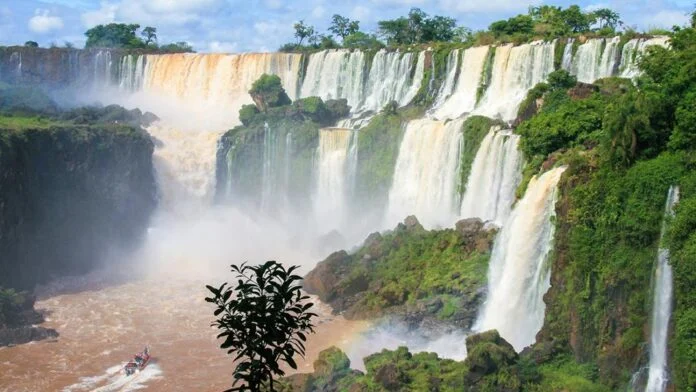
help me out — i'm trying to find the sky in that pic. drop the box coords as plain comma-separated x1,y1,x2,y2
0,0,692,52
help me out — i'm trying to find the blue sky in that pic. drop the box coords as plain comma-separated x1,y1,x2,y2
0,0,692,52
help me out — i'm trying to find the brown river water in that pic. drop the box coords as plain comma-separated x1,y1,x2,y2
0,278,368,392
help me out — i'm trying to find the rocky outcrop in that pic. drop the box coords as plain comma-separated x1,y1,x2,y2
303,216,497,331
0,123,157,289
0,291,58,347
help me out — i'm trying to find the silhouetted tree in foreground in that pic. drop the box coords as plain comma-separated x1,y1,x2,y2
206,261,316,392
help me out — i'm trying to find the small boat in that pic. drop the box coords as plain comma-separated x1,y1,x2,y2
124,346,151,376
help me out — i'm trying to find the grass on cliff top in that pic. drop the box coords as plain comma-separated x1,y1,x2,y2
0,115,67,130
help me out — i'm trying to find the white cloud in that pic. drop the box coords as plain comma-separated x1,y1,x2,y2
641,9,690,28
351,6,371,21
264,0,284,10
81,2,117,28
208,40,238,52
311,6,325,19
144,0,220,14
28,9,64,33
438,0,540,13
584,3,610,12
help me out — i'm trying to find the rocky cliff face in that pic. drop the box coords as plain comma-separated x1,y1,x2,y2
0,124,157,289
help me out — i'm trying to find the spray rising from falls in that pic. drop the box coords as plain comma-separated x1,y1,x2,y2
475,166,566,351
314,128,358,232
644,185,680,392
385,118,464,229
460,129,523,225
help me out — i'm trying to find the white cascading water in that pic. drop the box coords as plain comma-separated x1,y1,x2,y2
474,41,555,122
561,38,575,71
116,52,302,129
459,128,523,225
620,37,671,79
475,166,567,351
429,49,460,112
432,46,490,120
300,49,425,127
385,118,464,229
645,185,680,392
314,128,358,231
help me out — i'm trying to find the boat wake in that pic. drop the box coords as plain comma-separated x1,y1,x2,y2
62,362,162,392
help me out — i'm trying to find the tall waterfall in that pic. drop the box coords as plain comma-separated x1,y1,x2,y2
432,46,490,120
645,186,680,392
430,49,460,111
475,166,566,351
385,118,464,228
620,37,671,78
116,52,303,129
571,37,621,83
314,128,358,231
459,129,523,225
300,49,425,120
474,41,555,122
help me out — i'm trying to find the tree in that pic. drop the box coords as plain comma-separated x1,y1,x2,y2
422,15,457,42
343,31,384,50
328,14,359,40
158,41,195,53
378,8,457,45
248,74,291,112
206,261,316,392
24,41,38,48
378,16,411,45
141,26,157,45
489,14,534,37
592,8,621,30
603,91,652,167
293,20,315,45
562,5,594,33
84,23,144,48
452,26,473,43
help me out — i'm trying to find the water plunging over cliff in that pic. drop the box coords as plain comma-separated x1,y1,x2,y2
475,166,566,351
620,37,671,79
314,128,358,231
385,118,464,228
474,41,555,122
432,46,490,120
459,129,523,225
644,185,680,392
571,37,621,83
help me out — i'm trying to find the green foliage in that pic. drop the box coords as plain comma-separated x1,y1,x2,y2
342,32,385,50
0,287,27,326
85,23,144,49
293,20,315,46
239,104,259,127
527,355,609,392
378,8,458,45
206,261,317,392
548,69,577,90
24,41,38,48
328,14,359,40
248,74,291,112
141,26,157,45
157,41,194,53
489,14,535,37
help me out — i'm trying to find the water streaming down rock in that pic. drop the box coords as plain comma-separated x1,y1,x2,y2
385,118,464,229
432,46,490,120
459,129,523,225
561,38,575,71
644,185,680,392
314,128,358,231
475,166,567,351
620,37,671,79
429,49,460,112
300,49,425,127
116,52,303,129
474,41,555,122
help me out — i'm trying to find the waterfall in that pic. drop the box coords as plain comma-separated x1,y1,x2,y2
645,185,680,392
299,50,367,109
432,46,490,120
570,37,619,83
620,37,671,79
459,129,523,225
475,166,566,351
300,49,425,121
116,52,302,129
561,38,574,71
146,123,223,210
430,49,460,111
314,128,358,231
385,118,464,228
474,41,555,122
